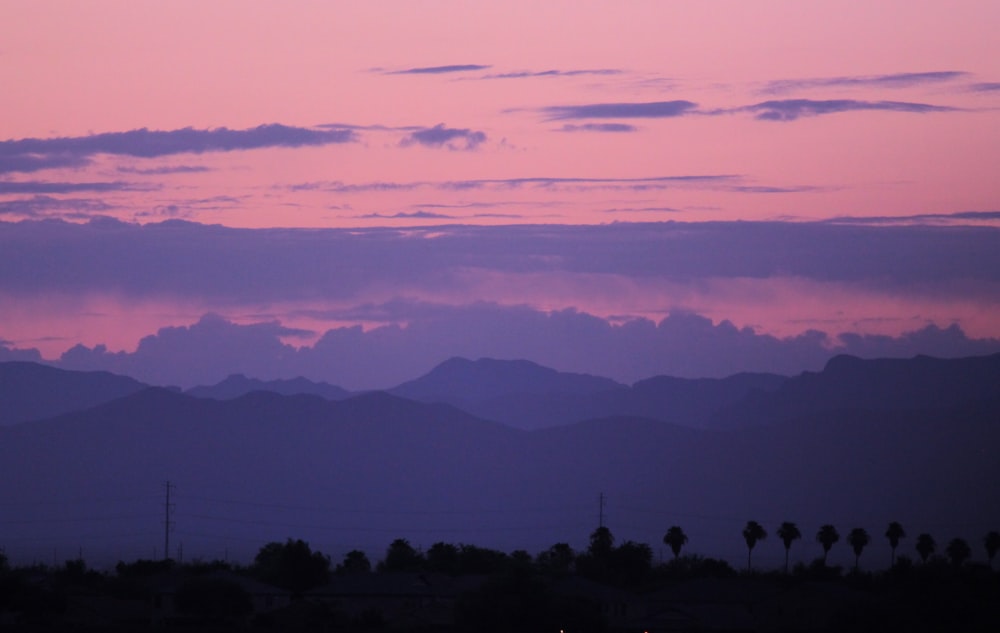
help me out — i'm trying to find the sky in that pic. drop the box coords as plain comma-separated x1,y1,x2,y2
2,1,999,388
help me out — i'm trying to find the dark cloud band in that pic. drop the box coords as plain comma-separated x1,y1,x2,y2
0,124,357,174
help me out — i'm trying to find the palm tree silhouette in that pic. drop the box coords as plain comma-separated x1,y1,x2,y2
776,522,801,574
884,522,906,568
984,531,1000,569
816,524,840,565
847,528,870,572
946,538,971,567
742,520,767,572
915,533,936,563
662,526,688,560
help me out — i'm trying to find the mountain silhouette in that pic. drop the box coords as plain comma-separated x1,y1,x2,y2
2,353,999,568
709,352,1000,428
390,356,626,401
389,357,784,429
0,361,149,426
186,373,351,401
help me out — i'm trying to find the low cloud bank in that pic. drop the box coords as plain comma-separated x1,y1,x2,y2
4,308,992,390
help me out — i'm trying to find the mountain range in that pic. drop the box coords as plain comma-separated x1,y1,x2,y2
1,353,998,570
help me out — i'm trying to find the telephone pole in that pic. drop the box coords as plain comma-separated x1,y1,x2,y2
163,481,175,561
598,492,605,528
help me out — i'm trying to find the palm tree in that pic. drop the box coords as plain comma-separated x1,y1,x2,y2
816,525,839,565
662,526,688,559
884,522,906,568
915,533,936,563
742,520,767,571
776,522,801,574
984,531,1000,569
946,538,971,567
847,528,870,572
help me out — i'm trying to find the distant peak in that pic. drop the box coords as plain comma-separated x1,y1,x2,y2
823,354,864,371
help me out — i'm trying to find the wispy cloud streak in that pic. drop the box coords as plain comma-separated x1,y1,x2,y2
969,82,1000,92
288,174,740,194
0,181,143,194
557,123,637,133
386,64,491,74
738,99,959,121
481,68,622,79
762,71,969,94
539,100,698,120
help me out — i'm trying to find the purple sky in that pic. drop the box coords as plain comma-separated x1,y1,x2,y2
2,2,999,387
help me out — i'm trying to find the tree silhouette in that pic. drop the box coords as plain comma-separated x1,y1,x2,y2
426,542,461,573
253,538,330,593
847,528,870,571
984,531,1000,569
379,538,424,572
884,521,906,567
337,549,372,574
946,538,971,567
816,524,840,565
663,526,688,559
776,522,802,574
742,520,767,571
915,533,936,563
536,543,575,575
588,526,615,560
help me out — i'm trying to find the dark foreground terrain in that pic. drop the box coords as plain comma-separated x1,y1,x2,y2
2,538,998,633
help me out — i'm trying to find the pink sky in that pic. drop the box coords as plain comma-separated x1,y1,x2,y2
2,1,999,381
3,1,999,227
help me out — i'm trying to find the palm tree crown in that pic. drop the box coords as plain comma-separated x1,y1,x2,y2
776,522,801,573
946,537,971,567
847,528,871,571
885,522,906,567
915,533,936,563
742,520,767,571
662,526,688,559
816,524,840,564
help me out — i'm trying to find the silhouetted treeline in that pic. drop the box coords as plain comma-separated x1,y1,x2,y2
3,524,1000,632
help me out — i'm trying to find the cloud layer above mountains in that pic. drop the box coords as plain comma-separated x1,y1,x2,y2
2,218,998,389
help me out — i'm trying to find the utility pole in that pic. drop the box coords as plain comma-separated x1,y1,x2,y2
598,492,605,528
163,481,175,561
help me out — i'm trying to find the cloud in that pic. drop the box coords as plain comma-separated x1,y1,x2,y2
0,340,44,362
287,174,739,194
399,124,487,150
0,195,116,218
3,218,999,305
538,100,698,120
0,124,357,174
739,99,959,121
602,206,680,214
6,220,1000,388
480,68,622,79
822,210,1000,225
762,71,969,94
969,82,1000,92
48,306,1000,390
557,123,637,133
386,64,491,74
357,210,455,220
727,185,825,193
0,181,142,194
117,165,211,175
0,153,90,174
